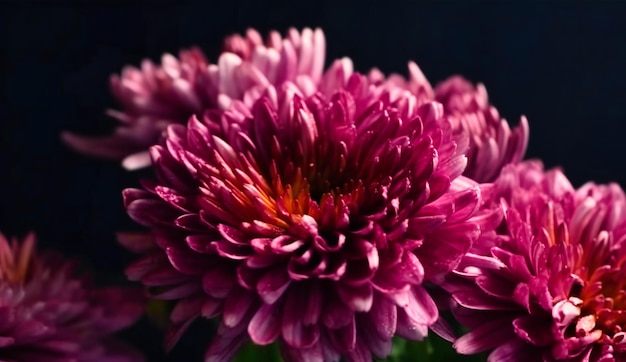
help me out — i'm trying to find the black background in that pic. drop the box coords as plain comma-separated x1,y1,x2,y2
2,1,626,360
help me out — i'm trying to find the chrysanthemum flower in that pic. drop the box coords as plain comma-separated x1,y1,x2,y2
0,232,145,362
61,27,326,170
121,72,493,361
446,160,626,361
369,64,529,182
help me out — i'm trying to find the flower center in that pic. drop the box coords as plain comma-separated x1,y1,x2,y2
578,261,626,343
553,238,626,353
0,234,35,285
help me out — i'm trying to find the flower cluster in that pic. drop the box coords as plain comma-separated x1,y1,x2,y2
62,27,528,180
39,25,622,362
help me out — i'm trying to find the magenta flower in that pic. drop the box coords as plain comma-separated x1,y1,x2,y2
369,64,529,182
446,161,626,361
121,73,492,361
0,232,145,362
62,27,326,170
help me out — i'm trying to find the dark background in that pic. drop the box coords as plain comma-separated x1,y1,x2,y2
1,1,626,360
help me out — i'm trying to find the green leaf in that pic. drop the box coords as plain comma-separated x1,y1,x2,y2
145,299,172,330
387,334,487,362
232,341,282,362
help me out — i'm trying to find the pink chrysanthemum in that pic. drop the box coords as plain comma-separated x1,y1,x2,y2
369,64,529,182
120,72,495,361
62,27,326,170
446,160,626,361
0,232,145,362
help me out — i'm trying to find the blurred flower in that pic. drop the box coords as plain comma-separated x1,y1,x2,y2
0,232,145,362
446,161,626,361
62,25,527,183
62,27,326,170
369,64,529,182
120,73,493,361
